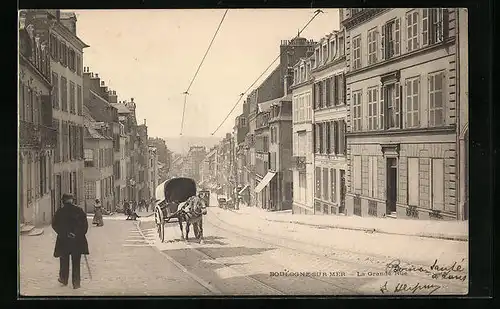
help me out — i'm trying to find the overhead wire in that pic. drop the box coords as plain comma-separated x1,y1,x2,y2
180,9,229,136
210,9,324,136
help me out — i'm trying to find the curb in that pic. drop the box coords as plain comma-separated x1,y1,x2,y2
213,209,468,242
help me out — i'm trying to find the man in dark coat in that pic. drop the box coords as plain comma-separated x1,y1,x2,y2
52,193,89,289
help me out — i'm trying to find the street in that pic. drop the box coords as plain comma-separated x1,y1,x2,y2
20,203,468,296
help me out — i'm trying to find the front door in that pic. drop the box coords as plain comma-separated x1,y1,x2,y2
55,174,62,211
339,169,346,213
386,158,397,214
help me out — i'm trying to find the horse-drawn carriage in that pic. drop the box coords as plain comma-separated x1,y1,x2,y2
154,177,207,243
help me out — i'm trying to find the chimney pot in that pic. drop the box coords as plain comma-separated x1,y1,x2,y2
95,73,99,78
101,81,105,86
131,98,134,102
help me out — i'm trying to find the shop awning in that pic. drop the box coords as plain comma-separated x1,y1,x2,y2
238,185,249,195
254,172,276,193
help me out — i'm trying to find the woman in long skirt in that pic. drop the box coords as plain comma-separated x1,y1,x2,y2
92,199,104,227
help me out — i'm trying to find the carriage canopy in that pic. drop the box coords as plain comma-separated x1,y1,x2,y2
155,177,198,205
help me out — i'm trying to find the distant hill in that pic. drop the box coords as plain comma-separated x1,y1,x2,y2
163,136,223,155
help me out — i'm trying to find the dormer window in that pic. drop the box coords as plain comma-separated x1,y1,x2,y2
315,48,320,67
322,44,328,64
300,65,305,81
330,37,337,60
306,63,311,78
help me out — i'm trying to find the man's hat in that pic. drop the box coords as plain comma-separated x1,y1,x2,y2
61,193,74,202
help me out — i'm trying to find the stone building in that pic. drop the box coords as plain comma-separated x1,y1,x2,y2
290,56,314,214
251,37,316,211
341,8,464,220
148,146,159,200
46,11,88,210
18,11,57,225
311,29,348,216
82,106,114,213
82,68,119,212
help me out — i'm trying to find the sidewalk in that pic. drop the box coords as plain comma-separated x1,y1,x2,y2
86,211,154,221
216,204,468,242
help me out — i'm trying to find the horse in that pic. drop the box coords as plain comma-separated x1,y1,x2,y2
168,196,207,243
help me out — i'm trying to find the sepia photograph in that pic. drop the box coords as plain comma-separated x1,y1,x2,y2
18,8,469,296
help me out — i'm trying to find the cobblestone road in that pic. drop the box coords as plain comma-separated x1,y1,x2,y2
20,208,468,296
19,216,211,296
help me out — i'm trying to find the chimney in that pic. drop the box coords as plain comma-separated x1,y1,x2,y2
90,72,101,94
144,119,146,125
108,90,118,104
100,81,109,100
131,98,134,102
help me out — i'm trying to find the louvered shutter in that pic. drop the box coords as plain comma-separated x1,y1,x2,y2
395,82,401,128
380,85,385,129
422,8,429,46
381,24,386,60
395,18,401,56
442,9,449,41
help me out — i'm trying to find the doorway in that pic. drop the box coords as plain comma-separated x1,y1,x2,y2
339,169,346,213
386,158,397,214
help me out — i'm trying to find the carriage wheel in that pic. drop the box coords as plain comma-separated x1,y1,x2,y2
155,206,165,243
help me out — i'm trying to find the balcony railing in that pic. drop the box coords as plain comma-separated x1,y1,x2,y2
40,124,57,148
19,120,40,147
20,121,57,148
292,156,306,171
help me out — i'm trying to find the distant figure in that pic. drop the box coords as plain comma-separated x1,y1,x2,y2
92,199,104,227
52,193,89,289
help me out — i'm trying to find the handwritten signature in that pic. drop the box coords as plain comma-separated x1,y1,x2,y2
385,259,467,282
380,281,441,295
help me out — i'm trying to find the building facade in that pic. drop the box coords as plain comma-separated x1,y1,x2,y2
311,30,348,216
342,8,463,220
46,11,88,211
290,57,314,214
18,12,57,225
82,106,114,213
148,146,158,200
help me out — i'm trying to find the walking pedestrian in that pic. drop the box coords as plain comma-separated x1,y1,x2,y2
52,193,89,289
92,199,104,227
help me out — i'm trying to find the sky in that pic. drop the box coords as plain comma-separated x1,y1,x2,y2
71,9,340,138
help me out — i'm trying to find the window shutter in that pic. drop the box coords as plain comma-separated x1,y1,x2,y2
395,18,401,56
442,9,449,41
395,82,402,128
322,80,327,108
333,121,338,155
422,8,429,46
405,14,409,52
381,24,386,60
325,78,331,107
340,74,345,105
380,85,385,129
417,78,421,126
415,12,420,48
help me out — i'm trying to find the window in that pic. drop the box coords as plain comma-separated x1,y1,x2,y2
368,156,378,198
297,131,306,156
315,167,321,198
431,158,444,210
318,81,324,108
383,83,401,129
315,48,320,67
314,124,321,153
325,78,331,107
339,120,346,155
331,121,338,154
299,172,306,203
408,157,419,206
339,34,345,57
352,35,361,69
429,72,445,127
405,77,420,128
406,10,419,52
353,155,362,191
76,54,81,76
52,72,59,109
423,8,446,46
77,85,82,115
367,28,378,65
39,155,46,195
69,82,76,114
331,169,337,203
367,87,379,130
84,149,94,167
306,93,312,121
351,90,362,131
330,38,336,60
85,181,95,199
322,168,329,201
60,77,67,112
325,122,331,154
381,18,401,60
322,44,328,64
